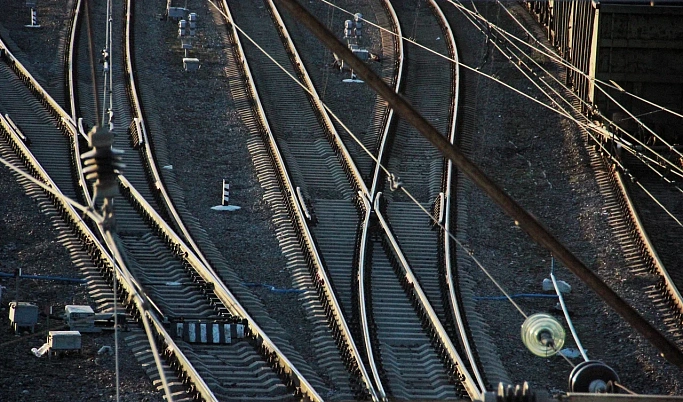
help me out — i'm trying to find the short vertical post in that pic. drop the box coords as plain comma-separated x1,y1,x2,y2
25,2,40,28
48,307,51,360
14,268,21,301
222,180,230,206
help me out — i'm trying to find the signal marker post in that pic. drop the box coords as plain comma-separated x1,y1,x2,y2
25,2,41,28
222,180,229,205
211,179,241,211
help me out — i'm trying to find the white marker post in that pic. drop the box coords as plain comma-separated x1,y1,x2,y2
25,2,41,28
211,179,240,211
222,179,229,206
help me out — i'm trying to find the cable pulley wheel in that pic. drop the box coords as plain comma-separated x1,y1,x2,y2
569,360,619,393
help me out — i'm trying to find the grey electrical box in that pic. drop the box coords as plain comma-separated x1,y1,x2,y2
183,58,200,72
48,331,81,352
348,44,369,61
9,301,38,333
167,7,188,20
64,305,97,332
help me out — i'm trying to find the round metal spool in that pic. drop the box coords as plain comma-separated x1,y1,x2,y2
569,360,619,393
521,313,565,357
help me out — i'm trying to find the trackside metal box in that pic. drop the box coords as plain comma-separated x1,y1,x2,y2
48,331,81,352
167,7,188,20
9,301,38,333
183,58,200,72
65,305,97,332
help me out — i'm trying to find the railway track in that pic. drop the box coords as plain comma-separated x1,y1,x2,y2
442,0,683,386
512,0,683,361
1,1,327,400
4,0,683,397
0,38,203,399
4,0,683,398
223,0,489,399
358,1,484,399
610,154,683,344
220,0,372,398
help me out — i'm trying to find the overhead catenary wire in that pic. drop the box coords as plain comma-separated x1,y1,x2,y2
321,0,679,187
274,0,683,370
206,1,521,320
96,2,121,400
319,0,683,249
213,0,683,382
323,0,683,173
209,0,534,389
465,0,683,122
0,149,173,402
448,0,683,225
214,0,681,351
81,0,173,399
450,0,683,171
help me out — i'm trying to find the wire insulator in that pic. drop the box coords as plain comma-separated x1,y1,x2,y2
81,126,125,203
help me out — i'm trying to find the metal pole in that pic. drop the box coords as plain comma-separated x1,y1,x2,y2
15,268,20,301
273,0,683,369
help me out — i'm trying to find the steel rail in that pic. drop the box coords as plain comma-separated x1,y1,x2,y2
357,192,387,401
430,0,488,392
65,0,94,208
613,169,683,321
373,194,482,400
0,33,208,398
123,2,322,398
0,38,77,133
267,0,368,197
273,0,683,369
67,0,83,128
0,110,214,402
355,0,404,398
1,34,90,208
354,0,484,397
119,175,322,401
74,118,92,206
368,0,403,199
122,0,213,272
222,0,377,398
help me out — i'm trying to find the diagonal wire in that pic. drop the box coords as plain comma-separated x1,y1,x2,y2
448,0,683,224
214,0,536,320
452,0,683,164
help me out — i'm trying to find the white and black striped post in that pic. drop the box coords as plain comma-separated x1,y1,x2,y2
222,180,230,206
25,2,41,28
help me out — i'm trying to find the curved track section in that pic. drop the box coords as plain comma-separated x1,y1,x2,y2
0,38,216,401
12,1,327,400
220,0,377,399
352,1,484,399
612,156,683,342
